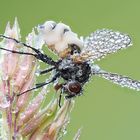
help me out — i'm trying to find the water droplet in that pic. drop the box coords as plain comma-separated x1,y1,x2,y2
0,57,4,64
0,96,10,109
32,103,39,108
12,107,19,114
10,80,15,86
1,50,7,55
5,89,9,93
2,75,8,81
40,50,44,53
20,113,26,120
19,65,28,71
35,71,40,76
46,109,53,116
21,75,26,78
34,89,38,92
37,65,40,69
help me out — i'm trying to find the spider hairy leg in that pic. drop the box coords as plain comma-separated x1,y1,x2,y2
17,73,60,96
0,34,56,65
0,47,37,57
39,67,56,75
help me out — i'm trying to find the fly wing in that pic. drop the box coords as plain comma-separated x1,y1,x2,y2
76,29,132,62
91,65,140,91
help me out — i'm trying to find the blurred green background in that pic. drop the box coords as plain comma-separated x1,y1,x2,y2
0,0,140,139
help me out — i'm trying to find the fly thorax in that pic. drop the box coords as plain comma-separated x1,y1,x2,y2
58,58,91,83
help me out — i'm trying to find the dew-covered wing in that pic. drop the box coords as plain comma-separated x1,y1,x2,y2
97,72,140,91
80,29,132,62
91,64,140,91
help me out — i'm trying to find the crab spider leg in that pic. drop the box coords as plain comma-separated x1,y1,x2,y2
17,73,60,96
39,67,56,75
0,35,56,66
0,35,38,51
65,94,76,99
0,47,37,57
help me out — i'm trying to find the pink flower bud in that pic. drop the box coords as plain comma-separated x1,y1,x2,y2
0,19,77,140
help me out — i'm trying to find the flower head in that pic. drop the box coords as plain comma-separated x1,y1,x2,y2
0,19,80,140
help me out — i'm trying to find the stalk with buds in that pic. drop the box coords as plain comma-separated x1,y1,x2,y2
0,19,81,140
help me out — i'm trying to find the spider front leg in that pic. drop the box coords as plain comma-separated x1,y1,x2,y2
38,67,56,75
17,73,60,96
0,47,38,57
0,34,56,66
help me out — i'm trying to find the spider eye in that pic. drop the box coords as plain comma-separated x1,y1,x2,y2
69,44,81,55
51,22,57,30
38,24,45,29
63,28,69,34
73,49,78,54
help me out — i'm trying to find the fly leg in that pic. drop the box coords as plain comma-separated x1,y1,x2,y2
54,83,64,108
58,91,63,108
65,94,76,99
